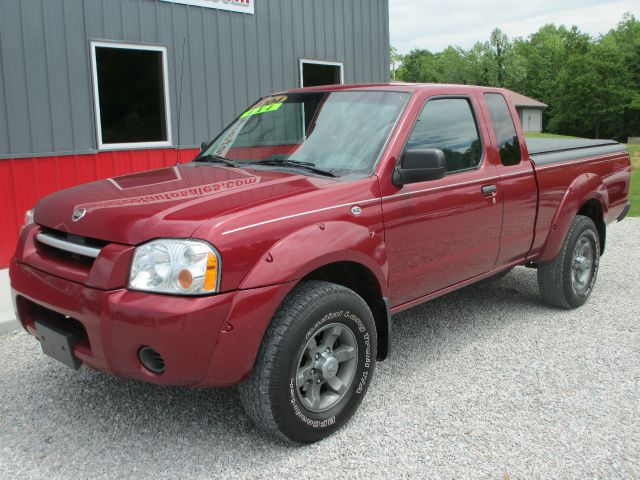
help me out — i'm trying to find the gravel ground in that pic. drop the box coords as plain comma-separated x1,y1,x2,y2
1,219,639,479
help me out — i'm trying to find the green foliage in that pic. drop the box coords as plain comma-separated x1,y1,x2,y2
630,169,640,217
395,13,640,140
389,46,403,81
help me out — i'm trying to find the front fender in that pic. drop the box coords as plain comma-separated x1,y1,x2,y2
537,173,608,263
239,221,389,297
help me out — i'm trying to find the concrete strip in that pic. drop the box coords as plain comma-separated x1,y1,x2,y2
0,268,20,334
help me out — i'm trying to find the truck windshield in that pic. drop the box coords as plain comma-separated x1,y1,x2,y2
201,91,409,176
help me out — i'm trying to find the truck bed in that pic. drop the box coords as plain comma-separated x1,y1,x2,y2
526,138,627,166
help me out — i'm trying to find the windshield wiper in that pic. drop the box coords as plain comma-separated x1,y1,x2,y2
253,158,337,178
195,154,240,168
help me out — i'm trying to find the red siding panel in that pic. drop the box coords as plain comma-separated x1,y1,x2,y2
0,147,199,267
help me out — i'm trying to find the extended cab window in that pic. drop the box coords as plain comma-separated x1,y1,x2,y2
483,93,522,166
405,98,482,173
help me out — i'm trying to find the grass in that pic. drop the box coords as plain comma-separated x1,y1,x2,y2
524,133,639,218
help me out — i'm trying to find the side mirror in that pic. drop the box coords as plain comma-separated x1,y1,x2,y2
392,148,447,186
200,141,209,152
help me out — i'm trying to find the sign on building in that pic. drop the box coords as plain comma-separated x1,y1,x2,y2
160,0,254,15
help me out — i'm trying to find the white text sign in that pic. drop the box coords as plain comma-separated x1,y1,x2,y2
160,0,254,15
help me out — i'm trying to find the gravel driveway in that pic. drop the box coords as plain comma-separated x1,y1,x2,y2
1,219,638,479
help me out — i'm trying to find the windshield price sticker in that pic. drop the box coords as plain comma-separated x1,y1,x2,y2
240,102,283,118
240,95,288,118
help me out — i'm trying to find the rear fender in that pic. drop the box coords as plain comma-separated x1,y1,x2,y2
537,173,608,263
239,221,389,297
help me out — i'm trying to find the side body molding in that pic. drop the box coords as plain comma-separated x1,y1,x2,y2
536,172,609,263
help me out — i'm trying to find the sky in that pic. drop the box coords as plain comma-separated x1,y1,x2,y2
390,0,640,54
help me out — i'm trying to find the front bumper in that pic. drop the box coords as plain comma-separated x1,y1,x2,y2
10,259,294,387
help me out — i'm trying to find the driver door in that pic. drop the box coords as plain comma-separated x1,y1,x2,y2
382,95,502,307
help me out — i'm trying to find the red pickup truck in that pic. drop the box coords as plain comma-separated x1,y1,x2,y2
10,84,631,443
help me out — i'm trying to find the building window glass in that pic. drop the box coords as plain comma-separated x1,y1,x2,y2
300,59,344,87
91,42,172,150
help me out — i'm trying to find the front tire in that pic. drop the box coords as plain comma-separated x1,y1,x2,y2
537,215,600,309
238,280,377,444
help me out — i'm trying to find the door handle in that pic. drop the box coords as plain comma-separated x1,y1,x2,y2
481,185,497,196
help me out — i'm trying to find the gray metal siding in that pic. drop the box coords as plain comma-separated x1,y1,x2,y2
0,0,390,158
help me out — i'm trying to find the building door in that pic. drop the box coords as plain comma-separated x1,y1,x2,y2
300,59,344,87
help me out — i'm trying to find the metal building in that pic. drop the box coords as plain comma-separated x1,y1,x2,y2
0,0,390,267
505,90,547,133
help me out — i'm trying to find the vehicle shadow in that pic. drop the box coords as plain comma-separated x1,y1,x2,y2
386,265,546,370
23,266,554,458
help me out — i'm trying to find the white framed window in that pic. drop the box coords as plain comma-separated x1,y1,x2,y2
90,41,172,150
299,58,344,88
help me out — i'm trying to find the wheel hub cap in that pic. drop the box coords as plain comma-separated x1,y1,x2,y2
318,354,339,379
572,236,594,294
295,323,358,413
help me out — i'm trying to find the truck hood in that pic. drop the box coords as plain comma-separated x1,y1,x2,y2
34,164,324,245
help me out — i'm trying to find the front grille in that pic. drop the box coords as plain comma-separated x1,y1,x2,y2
36,227,109,264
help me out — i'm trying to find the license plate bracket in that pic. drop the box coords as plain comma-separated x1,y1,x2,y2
34,320,81,370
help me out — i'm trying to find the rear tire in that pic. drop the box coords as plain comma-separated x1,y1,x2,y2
537,215,600,309
238,280,377,444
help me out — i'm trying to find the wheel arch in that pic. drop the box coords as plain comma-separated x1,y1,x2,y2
577,199,606,255
537,173,608,263
238,221,391,360
302,261,392,361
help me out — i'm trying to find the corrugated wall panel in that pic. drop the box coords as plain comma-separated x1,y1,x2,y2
0,159,20,267
280,0,295,87
1,1,31,154
343,1,355,83
22,1,53,154
0,2,9,155
0,0,389,265
1,0,389,158
382,0,391,81
66,2,95,152
0,148,199,266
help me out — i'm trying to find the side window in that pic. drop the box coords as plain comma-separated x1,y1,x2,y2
483,93,522,166
405,98,482,173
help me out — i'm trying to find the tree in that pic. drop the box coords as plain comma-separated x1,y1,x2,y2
389,46,403,81
397,48,434,82
437,46,470,84
465,41,497,86
390,13,639,138
489,28,510,86
603,13,640,138
549,32,627,138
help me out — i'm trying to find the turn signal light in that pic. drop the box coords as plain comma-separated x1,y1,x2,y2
204,252,218,291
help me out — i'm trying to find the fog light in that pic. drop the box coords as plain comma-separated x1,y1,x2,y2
138,346,165,374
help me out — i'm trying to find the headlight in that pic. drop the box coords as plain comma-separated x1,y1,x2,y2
129,239,221,295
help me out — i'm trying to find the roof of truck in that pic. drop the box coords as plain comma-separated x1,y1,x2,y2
283,82,497,94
